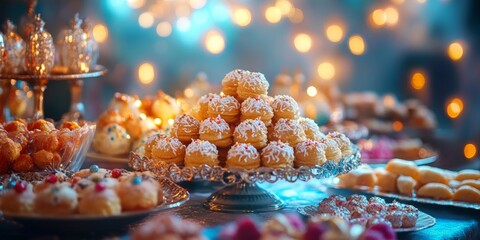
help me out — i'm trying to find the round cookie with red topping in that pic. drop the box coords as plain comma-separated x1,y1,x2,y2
261,141,294,168
236,71,269,102
78,182,122,216
240,97,274,126
233,119,268,149
207,95,241,124
185,139,219,167
226,143,261,170
145,135,186,166
171,114,200,145
222,69,249,98
199,116,233,148
0,181,35,214
271,118,307,147
294,140,327,167
271,95,300,123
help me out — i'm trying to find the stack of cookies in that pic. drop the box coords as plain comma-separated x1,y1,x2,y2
140,69,353,170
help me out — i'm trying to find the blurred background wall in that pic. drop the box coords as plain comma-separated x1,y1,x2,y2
1,0,479,164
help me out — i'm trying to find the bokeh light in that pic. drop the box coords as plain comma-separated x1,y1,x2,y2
371,9,386,27
307,86,318,97
349,35,366,55
138,12,154,28
288,8,304,23
233,8,252,27
446,97,464,119
156,22,172,37
392,121,404,132
127,0,145,9
385,7,399,26
326,24,344,43
184,88,194,98
448,42,464,61
205,30,225,54
293,33,312,53
411,71,427,90
276,0,293,15
189,0,207,9
317,62,335,80
265,6,282,23
464,143,477,159
176,17,191,32
92,24,108,43
138,62,155,85
417,0,426,4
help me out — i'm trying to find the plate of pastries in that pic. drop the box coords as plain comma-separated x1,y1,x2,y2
131,212,401,240
358,137,437,167
330,159,480,210
297,194,435,233
0,165,189,234
0,119,95,174
133,69,356,172
88,91,178,162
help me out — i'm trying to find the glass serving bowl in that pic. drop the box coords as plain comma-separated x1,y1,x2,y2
0,120,95,178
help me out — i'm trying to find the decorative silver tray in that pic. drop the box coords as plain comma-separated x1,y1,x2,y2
297,204,436,233
129,145,362,213
1,178,189,234
328,185,480,210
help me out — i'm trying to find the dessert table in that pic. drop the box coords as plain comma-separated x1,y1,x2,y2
1,164,479,240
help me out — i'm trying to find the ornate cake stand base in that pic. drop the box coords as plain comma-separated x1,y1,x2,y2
203,181,285,213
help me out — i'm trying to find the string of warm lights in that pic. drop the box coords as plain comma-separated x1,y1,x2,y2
121,0,477,159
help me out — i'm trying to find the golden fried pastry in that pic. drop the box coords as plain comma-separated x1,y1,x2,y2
185,139,219,167
97,109,125,130
317,138,342,162
0,138,21,163
385,159,419,179
28,119,55,132
12,154,34,172
271,118,306,147
417,183,454,200
459,179,480,191
78,182,122,216
374,168,398,193
233,119,268,149
117,176,158,211
207,95,240,124
171,114,200,145
455,169,480,181
92,123,132,155
236,71,269,102
7,131,28,153
197,93,220,120
31,131,59,152
261,141,294,168
32,150,54,170
240,97,274,126
3,120,28,133
34,185,78,215
226,143,261,170
417,166,448,185
151,92,181,121
109,92,140,118
299,117,324,141
294,140,326,167
145,135,185,166
326,132,352,157
199,116,233,148
354,168,377,188
453,185,480,204
125,115,157,139
61,121,81,130
0,182,35,214
222,69,248,98
397,175,417,196
271,95,300,123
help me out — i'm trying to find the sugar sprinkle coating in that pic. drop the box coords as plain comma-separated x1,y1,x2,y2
261,141,294,164
228,143,259,163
